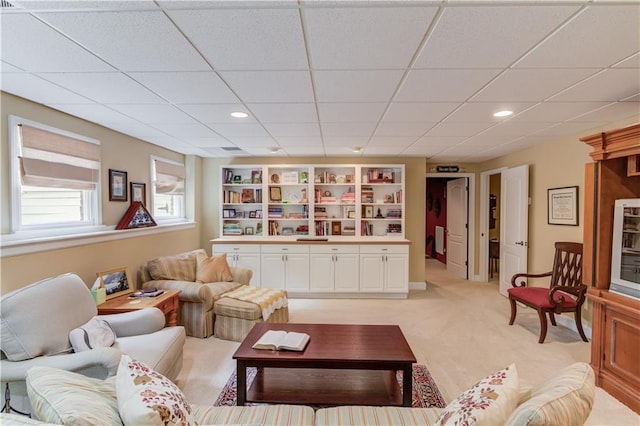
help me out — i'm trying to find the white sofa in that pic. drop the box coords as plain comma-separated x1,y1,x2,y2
0,361,595,425
0,273,185,415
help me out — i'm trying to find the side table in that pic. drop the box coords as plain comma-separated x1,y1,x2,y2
97,289,181,326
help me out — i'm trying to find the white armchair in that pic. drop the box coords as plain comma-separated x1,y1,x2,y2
0,273,185,415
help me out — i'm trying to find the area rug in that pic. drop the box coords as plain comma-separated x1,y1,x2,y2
213,364,446,408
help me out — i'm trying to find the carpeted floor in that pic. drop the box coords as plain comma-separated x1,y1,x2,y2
213,364,446,408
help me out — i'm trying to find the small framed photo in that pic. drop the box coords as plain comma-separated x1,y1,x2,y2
97,267,133,299
245,226,254,235
223,208,236,218
109,169,127,201
256,210,263,218
130,182,146,205
365,205,374,218
348,210,356,219
249,211,257,218
251,170,262,184
281,226,294,235
548,186,579,226
269,186,282,202
233,175,242,183
331,221,341,235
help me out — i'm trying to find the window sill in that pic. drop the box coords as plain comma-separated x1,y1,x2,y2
0,221,196,258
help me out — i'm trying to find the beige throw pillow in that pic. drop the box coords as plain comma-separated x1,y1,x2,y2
116,355,195,426
195,252,233,283
146,249,203,281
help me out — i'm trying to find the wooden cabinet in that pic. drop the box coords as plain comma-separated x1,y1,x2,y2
581,123,640,414
359,245,409,294
212,244,261,286
309,245,359,292
260,245,310,292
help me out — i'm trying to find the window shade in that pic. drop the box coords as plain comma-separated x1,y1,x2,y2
154,159,185,195
19,124,100,190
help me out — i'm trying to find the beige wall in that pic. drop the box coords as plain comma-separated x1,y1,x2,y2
202,157,426,284
1,93,202,294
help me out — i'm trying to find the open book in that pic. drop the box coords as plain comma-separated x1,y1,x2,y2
252,330,310,351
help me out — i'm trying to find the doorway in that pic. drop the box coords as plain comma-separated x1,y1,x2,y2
425,173,475,280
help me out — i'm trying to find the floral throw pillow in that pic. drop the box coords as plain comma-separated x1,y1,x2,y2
435,364,519,426
116,354,195,426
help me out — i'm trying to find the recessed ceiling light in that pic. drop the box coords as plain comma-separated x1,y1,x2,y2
230,111,248,118
352,147,362,153
493,110,513,117
270,147,281,154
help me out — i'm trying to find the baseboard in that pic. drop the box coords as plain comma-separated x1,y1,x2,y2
555,315,593,340
410,281,426,290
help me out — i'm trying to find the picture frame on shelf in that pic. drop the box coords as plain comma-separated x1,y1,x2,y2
97,267,133,300
130,182,146,205
365,205,374,218
256,210,263,218
548,186,579,226
245,227,254,235
281,227,294,235
269,186,282,202
331,221,341,235
251,170,262,184
249,211,256,218
233,175,242,183
109,169,127,201
223,208,236,218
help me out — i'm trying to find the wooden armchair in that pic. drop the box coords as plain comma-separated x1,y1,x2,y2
508,242,589,344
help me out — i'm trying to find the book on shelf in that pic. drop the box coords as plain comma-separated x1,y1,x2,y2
130,288,164,298
252,330,310,351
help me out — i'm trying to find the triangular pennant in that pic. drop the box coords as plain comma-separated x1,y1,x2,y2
116,201,157,230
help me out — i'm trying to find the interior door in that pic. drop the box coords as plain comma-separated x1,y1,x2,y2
446,178,468,279
499,165,529,296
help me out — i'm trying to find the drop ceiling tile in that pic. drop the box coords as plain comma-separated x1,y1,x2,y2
414,136,467,148
325,146,365,156
321,122,376,137
425,122,494,137
445,102,535,123
396,69,501,102
472,69,598,102
184,138,231,148
361,146,408,156
322,136,370,146
1,73,92,104
263,123,321,137
415,5,580,68
614,53,640,68
516,5,640,68
570,102,640,123
37,72,164,103
532,121,608,137
167,8,307,70
373,122,432,137
1,61,24,72
247,103,318,123
159,1,298,9
219,71,313,103
303,6,437,69
284,146,326,156
129,72,240,104
47,103,137,125
228,137,276,148
549,69,640,102
314,70,404,102
0,14,112,72
275,137,323,147
509,102,609,122
317,103,387,123
455,133,511,148
482,121,554,138
15,1,159,11
207,123,269,138
382,102,459,123
151,123,222,139
402,144,446,157
367,136,417,147
110,104,199,124
178,104,257,124
40,11,209,71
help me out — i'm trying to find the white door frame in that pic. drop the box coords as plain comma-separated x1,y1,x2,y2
479,167,508,282
426,172,476,281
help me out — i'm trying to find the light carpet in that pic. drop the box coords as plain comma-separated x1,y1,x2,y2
213,364,446,408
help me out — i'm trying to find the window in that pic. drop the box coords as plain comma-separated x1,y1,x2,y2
9,116,101,233
151,156,185,221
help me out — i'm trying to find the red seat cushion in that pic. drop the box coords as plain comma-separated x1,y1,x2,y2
508,287,577,309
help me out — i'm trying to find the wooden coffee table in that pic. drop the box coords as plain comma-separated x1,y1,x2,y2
97,289,181,327
233,323,416,407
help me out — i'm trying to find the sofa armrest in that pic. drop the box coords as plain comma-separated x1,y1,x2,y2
141,280,212,304
98,308,165,336
0,347,121,382
230,267,253,286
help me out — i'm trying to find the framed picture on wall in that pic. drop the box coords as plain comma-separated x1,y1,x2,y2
109,169,127,201
130,182,146,205
548,186,579,226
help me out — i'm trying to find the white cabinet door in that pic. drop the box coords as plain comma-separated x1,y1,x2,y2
213,244,261,286
260,253,285,290
384,254,409,292
284,253,310,292
360,254,385,292
334,253,359,292
235,253,261,286
310,254,335,291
